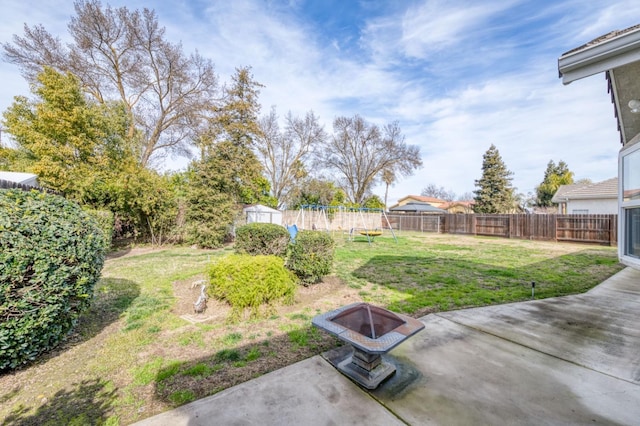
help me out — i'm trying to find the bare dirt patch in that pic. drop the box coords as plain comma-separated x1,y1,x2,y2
124,273,365,421
172,274,362,325
0,272,363,425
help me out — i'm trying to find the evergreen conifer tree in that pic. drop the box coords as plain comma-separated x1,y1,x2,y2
473,144,515,213
186,68,273,248
535,160,574,207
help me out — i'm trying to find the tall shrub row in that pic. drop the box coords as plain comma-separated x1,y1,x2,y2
233,224,335,284
208,224,335,320
286,230,335,285
0,190,106,370
234,223,290,258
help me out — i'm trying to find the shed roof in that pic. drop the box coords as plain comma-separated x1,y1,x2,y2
243,204,281,213
0,171,39,186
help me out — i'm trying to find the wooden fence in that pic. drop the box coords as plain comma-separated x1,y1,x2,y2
386,213,618,246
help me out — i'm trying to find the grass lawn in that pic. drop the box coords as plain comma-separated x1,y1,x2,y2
0,232,624,425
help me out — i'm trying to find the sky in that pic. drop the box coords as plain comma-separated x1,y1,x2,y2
1,0,639,206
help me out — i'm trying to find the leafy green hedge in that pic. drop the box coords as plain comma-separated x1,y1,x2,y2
286,231,335,285
208,254,296,321
0,190,106,370
84,208,114,250
235,223,290,258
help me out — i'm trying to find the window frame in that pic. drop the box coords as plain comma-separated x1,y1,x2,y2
618,140,640,268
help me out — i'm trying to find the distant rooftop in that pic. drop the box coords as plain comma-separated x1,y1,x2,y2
552,178,617,202
389,202,447,213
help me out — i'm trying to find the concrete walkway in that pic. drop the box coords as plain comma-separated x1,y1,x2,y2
134,267,640,425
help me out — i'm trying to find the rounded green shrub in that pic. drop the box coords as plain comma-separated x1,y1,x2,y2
208,254,296,321
235,223,290,258
286,231,335,285
0,189,106,370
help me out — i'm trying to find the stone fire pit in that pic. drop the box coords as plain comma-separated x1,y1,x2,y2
312,303,424,389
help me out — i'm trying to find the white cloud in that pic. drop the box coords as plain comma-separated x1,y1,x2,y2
0,0,630,207
381,70,619,205
571,1,640,43
399,0,515,58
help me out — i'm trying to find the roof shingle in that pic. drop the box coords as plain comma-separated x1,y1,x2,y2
552,178,618,202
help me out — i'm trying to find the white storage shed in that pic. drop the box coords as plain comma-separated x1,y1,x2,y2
243,204,283,226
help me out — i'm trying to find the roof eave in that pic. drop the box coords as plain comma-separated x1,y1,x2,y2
567,195,618,200
559,29,640,84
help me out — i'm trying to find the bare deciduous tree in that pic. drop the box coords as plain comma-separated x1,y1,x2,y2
2,0,218,167
316,115,422,205
255,108,326,208
421,183,456,201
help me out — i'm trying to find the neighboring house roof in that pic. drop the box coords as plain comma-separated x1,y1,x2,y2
439,200,475,210
0,171,39,187
390,195,447,210
558,24,640,145
389,202,447,213
552,178,618,203
552,183,589,200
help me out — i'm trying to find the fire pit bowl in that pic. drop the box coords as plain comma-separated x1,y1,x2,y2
312,303,424,389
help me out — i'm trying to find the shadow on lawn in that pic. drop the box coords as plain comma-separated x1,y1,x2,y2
0,278,139,425
147,324,340,411
42,278,142,357
351,250,623,315
1,378,117,426
2,278,140,373
77,278,141,338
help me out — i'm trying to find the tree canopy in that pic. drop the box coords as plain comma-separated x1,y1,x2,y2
2,0,218,167
473,144,516,213
287,177,346,209
186,68,273,248
0,1,432,243
1,67,181,240
535,160,574,207
421,184,456,201
315,115,422,205
255,108,326,209
2,67,133,198
205,67,263,152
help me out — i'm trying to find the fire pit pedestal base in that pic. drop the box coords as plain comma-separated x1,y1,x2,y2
336,346,396,389
313,303,425,389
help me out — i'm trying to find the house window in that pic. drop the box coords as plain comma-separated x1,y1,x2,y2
620,141,640,267
624,208,640,259
622,148,640,201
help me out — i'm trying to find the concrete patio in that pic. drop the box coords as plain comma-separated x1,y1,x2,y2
134,267,640,425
